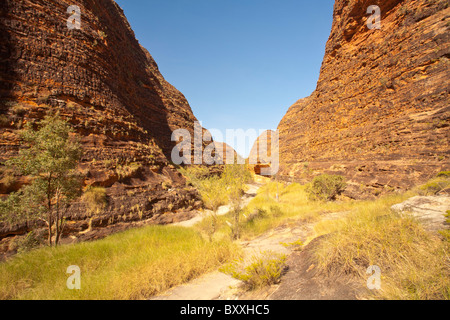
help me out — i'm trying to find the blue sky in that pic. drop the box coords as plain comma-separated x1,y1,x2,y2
115,0,335,157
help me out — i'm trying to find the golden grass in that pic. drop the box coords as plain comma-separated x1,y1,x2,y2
2,175,448,300
0,225,239,300
220,251,287,290
313,191,450,300
237,182,359,240
235,180,449,300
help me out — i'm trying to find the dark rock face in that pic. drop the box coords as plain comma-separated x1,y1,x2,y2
277,0,449,198
0,0,206,249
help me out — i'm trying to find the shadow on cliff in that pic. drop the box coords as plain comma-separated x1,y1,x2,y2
85,0,185,161
0,0,17,108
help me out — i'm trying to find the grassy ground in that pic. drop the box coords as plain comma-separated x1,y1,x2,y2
178,164,253,210
196,177,449,300
313,192,450,300
0,164,252,300
0,225,239,300
194,182,365,241
1,169,448,300
243,179,449,300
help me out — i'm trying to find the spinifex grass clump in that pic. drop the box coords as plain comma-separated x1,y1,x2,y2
221,251,287,290
416,172,450,195
82,186,107,215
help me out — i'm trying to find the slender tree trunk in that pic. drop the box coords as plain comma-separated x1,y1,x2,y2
55,190,61,246
47,174,53,247
47,209,53,247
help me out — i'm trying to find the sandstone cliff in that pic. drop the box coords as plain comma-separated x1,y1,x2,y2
248,130,276,175
0,0,206,246
277,0,449,198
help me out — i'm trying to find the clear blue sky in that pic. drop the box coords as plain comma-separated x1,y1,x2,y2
115,0,335,157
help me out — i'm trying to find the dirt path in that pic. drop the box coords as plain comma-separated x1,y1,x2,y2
152,196,351,300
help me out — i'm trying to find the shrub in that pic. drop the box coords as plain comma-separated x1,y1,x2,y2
82,186,107,214
221,251,287,290
116,163,142,181
0,168,16,190
10,104,27,117
269,205,283,217
306,174,347,201
418,177,450,195
439,210,450,241
1,114,83,247
245,208,267,223
281,239,304,251
0,114,10,126
179,164,252,210
315,207,450,300
36,94,50,104
436,171,450,178
9,231,43,254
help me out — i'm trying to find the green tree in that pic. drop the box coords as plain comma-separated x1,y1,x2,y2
306,174,347,201
221,164,252,240
0,114,83,246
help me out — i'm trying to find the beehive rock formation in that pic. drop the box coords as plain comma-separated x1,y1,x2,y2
0,0,207,247
248,130,277,175
277,0,449,198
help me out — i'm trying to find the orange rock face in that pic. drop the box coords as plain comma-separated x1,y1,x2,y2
0,0,206,242
248,130,276,175
277,0,449,198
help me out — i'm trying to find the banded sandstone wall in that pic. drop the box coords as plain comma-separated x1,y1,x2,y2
278,0,449,198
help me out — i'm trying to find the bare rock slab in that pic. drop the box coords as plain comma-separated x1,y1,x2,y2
391,196,450,232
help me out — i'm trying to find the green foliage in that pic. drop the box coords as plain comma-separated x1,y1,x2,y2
9,231,43,254
180,164,253,240
10,103,27,117
306,174,347,201
436,171,450,178
82,187,107,214
245,208,268,224
179,166,211,180
439,210,450,241
179,164,253,211
417,177,450,195
97,30,107,39
116,162,142,181
0,168,17,190
221,251,287,290
280,239,304,251
0,114,83,246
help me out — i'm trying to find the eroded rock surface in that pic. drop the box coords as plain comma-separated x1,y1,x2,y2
391,195,450,231
277,0,449,197
0,0,208,252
